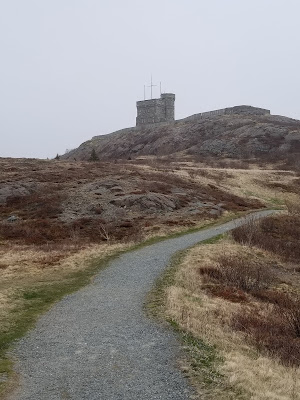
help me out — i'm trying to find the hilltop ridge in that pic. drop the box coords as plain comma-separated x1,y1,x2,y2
62,111,300,163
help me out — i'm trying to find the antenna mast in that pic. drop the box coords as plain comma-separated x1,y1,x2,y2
148,75,157,99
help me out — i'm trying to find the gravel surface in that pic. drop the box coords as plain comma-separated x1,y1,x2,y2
8,210,275,400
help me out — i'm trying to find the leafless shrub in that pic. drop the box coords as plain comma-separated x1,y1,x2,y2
209,285,248,303
253,289,290,305
232,216,259,246
232,294,300,366
97,223,110,241
216,253,273,292
232,215,300,261
0,220,67,245
280,296,300,338
6,190,64,219
199,254,273,294
198,266,223,281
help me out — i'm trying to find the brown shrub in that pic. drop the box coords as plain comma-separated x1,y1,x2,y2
198,266,224,281
70,217,143,243
232,215,300,261
216,253,274,292
253,289,291,305
209,286,248,303
280,296,300,338
232,296,300,366
5,195,24,207
6,190,64,219
252,291,300,337
0,220,67,245
0,214,143,245
231,216,260,246
199,254,274,303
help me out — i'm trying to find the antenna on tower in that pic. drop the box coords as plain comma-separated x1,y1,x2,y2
148,75,157,99
160,82,162,95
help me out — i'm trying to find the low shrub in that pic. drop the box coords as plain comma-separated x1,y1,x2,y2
6,190,64,219
230,216,259,246
199,254,274,301
232,295,300,366
216,253,273,292
253,289,290,305
0,220,67,245
0,214,143,245
232,215,300,261
280,296,300,338
198,266,223,281
209,286,248,303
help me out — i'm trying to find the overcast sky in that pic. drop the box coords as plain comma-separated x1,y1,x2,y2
1,0,299,159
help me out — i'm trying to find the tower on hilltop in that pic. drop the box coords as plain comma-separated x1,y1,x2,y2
136,93,175,126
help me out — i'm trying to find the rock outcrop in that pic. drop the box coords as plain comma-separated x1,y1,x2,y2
62,113,300,161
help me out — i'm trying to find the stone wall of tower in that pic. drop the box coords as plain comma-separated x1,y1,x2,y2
136,99,163,125
161,93,175,122
136,93,175,126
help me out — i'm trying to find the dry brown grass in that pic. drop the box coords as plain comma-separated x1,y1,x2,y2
0,241,130,328
0,238,133,396
285,194,300,216
175,167,298,212
164,240,300,399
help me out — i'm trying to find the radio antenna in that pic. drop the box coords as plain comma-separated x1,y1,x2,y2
147,75,157,99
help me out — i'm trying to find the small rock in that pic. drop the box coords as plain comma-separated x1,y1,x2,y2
7,215,19,222
110,186,123,193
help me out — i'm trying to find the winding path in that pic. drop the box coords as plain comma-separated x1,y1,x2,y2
9,210,275,400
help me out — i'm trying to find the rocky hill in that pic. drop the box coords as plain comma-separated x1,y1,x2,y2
0,158,269,246
62,113,300,162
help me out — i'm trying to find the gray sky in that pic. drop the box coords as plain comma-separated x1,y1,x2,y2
1,0,299,159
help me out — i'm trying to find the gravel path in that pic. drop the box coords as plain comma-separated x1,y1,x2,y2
8,210,275,400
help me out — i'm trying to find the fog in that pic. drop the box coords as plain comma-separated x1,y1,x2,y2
1,0,299,158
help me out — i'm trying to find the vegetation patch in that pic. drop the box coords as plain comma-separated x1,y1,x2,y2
229,208,300,368
232,210,300,262
232,296,300,367
155,221,300,398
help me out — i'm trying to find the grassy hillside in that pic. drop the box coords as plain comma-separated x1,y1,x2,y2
0,156,299,396
154,209,300,399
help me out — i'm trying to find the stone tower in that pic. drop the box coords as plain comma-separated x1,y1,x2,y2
136,93,175,126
